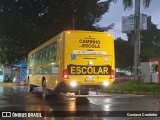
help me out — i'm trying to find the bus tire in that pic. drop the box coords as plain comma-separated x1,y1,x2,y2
42,80,47,99
28,79,33,92
29,84,34,92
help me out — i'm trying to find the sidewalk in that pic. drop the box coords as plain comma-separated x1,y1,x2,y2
0,82,27,87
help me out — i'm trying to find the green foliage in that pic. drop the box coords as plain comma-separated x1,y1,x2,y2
105,80,160,94
0,0,113,64
113,0,151,10
114,38,134,70
3,75,12,83
127,23,160,62
140,27,160,61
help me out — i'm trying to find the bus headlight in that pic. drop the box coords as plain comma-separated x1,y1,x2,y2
70,81,77,87
103,81,109,86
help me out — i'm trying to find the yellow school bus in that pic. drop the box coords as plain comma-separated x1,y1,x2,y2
27,30,115,99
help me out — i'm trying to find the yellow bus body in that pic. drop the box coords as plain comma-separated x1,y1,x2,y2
27,30,115,92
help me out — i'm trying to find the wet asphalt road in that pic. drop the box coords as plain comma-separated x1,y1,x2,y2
0,84,160,120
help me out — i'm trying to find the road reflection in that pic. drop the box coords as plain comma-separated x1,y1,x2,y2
0,86,3,93
0,85,160,120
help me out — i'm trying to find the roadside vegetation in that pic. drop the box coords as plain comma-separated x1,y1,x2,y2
104,80,160,95
3,75,12,83
0,0,114,64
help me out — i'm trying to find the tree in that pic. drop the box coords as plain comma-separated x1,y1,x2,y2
0,0,43,63
140,24,160,61
115,38,134,71
0,0,113,64
127,22,160,62
113,0,151,79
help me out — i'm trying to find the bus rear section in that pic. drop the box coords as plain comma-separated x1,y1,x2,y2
61,31,115,93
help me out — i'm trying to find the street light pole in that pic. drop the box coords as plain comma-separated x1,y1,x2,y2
72,9,77,30
134,0,140,80
72,15,75,30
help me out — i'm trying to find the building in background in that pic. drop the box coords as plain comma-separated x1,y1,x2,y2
140,58,160,84
12,60,27,83
0,60,27,83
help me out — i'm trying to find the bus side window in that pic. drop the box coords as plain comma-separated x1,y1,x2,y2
32,54,36,65
53,42,57,61
49,42,57,62
42,46,49,64
49,44,54,61
36,51,40,65
42,47,46,64
46,46,49,63
38,50,43,65
35,52,37,65
30,54,33,66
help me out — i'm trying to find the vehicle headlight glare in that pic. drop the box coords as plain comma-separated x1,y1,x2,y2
103,81,109,86
70,81,77,87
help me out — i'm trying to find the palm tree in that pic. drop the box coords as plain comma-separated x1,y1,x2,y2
113,0,151,10
113,0,151,79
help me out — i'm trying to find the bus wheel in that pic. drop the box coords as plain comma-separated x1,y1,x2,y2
42,80,47,99
29,84,33,92
28,80,33,92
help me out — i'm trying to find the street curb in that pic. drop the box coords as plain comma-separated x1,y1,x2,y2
104,89,160,95
1,83,160,95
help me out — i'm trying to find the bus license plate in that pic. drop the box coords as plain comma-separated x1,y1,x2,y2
86,77,94,82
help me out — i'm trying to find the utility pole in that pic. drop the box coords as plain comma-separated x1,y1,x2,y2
72,15,75,30
134,0,140,80
72,9,77,30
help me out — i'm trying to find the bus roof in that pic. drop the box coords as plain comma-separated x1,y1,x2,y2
28,30,113,56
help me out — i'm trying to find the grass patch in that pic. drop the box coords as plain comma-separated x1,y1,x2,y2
104,80,160,94
3,75,12,83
